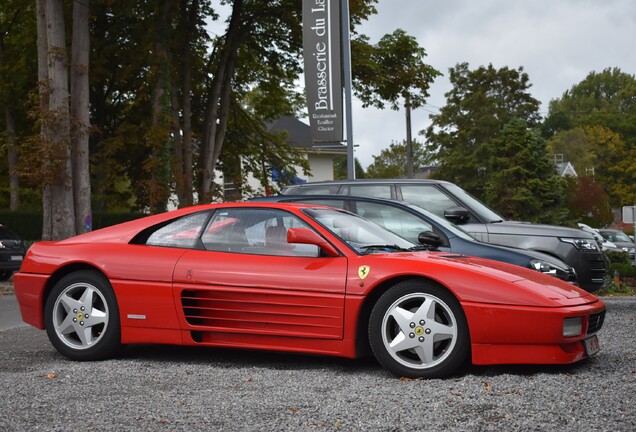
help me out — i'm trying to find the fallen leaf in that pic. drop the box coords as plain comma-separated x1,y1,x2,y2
46,372,57,379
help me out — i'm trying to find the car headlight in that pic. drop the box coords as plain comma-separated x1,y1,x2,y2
529,259,558,275
559,238,599,251
563,317,582,337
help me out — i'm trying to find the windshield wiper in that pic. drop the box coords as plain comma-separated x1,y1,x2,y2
407,245,432,251
359,244,408,254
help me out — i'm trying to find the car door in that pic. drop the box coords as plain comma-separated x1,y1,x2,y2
172,207,348,340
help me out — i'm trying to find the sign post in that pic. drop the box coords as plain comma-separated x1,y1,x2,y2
302,0,343,144
622,205,636,266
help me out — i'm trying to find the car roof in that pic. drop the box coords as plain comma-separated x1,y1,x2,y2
252,194,431,212
286,178,453,186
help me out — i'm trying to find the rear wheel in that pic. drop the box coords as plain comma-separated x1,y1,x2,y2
369,280,470,378
45,271,121,360
0,271,12,281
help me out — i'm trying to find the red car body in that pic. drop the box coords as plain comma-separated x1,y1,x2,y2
13,202,605,377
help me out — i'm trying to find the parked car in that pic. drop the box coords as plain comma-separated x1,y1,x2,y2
578,223,620,253
253,195,577,284
0,224,26,281
281,179,607,292
13,202,605,379
598,229,635,261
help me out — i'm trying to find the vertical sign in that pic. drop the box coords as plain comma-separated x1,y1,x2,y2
303,0,343,143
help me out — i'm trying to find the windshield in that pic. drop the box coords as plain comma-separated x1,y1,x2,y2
602,231,633,243
405,203,479,241
304,208,415,254
442,183,504,223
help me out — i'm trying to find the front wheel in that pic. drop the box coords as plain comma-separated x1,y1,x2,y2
45,270,121,361
368,280,470,378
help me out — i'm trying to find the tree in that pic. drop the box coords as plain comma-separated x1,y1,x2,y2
543,68,636,207
565,175,613,227
483,119,567,224
352,29,440,178
546,127,596,174
6,0,381,218
70,0,91,233
334,157,365,180
424,63,542,197
40,0,75,240
365,140,427,179
0,0,36,211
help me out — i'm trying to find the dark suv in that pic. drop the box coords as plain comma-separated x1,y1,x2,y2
281,179,607,292
0,224,26,281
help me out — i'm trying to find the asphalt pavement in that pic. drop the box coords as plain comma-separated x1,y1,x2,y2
0,294,26,331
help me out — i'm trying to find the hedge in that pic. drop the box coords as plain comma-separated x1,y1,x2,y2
0,211,145,241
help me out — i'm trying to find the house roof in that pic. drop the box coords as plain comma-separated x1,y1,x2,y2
556,161,578,177
268,116,347,154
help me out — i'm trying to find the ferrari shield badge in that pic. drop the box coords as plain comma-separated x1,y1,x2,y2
358,265,371,279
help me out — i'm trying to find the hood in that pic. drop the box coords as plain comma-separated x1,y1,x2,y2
485,221,594,239
376,252,594,307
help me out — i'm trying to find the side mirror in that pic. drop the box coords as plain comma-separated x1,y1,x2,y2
418,231,443,250
444,206,470,224
287,228,340,257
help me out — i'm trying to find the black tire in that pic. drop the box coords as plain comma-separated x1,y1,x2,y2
44,270,121,361
0,271,12,281
368,279,470,378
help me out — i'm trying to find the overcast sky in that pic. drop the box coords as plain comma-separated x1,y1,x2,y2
346,0,636,169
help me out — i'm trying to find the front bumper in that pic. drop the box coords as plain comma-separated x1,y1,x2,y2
464,299,606,365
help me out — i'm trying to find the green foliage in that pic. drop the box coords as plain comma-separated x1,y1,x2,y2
610,263,636,278
422,63,567,223
333,157,365,180
483,119,568,223
544,68,636,207
606,250,632,266
220,105,310,198
366,140,427,179
0,210,145,241
425,63,542,198
353,29,441,111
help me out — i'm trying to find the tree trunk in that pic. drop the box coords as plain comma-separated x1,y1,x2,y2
3,109,20,210
200,0,246,201
148,0,173,213
405,96,413,179
4,108,20,211
0,20,20,211
179,0,196,207
71,0,91,233
36,0,52,240
44,0,75,240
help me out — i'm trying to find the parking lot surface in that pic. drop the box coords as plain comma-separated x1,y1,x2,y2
0,296,634,431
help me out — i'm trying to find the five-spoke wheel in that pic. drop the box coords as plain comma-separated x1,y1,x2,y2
45,271,121,360
369,280,469,378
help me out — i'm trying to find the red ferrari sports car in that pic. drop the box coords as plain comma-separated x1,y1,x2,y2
13,202,605,378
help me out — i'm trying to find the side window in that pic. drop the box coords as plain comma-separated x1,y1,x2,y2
146,211,210,248
297,185,340,195
346,185,392,199
202,208,320,257
400,185,457,217
290,199,346,209
354,202,434,244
